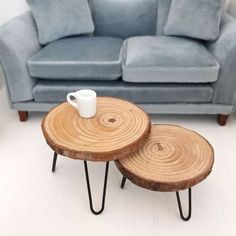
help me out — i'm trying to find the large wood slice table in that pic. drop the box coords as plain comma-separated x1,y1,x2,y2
42,97,151,214
116,125,214,221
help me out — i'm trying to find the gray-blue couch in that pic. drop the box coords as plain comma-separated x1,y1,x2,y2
0,0,236,125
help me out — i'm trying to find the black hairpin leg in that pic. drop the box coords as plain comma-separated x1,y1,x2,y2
176,188,192,221
52,152,58,172
121,176,127,189
84,161,109,215
121,176,192,221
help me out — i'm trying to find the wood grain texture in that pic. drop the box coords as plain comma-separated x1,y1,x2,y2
42,97,151,162
116,125,214,192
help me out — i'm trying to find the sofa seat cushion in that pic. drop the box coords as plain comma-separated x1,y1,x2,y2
122,36,220,83
32,80,213,104
28,36,123,80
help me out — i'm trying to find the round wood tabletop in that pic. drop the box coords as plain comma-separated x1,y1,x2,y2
116,125,214,192
42,97,151,162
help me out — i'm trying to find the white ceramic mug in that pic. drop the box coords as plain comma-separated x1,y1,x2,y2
67,90,97,118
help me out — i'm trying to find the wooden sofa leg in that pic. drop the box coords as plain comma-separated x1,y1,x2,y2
217,114,229,126
18,111,28,122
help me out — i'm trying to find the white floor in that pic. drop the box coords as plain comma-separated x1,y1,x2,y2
0,88,236,236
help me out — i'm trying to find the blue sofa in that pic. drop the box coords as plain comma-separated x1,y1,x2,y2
0,0,236,125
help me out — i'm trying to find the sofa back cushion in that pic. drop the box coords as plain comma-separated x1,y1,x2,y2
91,0,157,38
157,0,227,36
156,0,172,35
164,0,225,41
26,0,94,45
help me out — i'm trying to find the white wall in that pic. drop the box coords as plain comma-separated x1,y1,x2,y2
0,0,29,26
228,0,236,17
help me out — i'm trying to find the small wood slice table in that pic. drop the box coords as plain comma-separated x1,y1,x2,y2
116,125,214,221
42,97,150,215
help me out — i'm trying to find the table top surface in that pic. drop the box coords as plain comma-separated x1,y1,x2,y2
42,97,151,162
116,124,214,192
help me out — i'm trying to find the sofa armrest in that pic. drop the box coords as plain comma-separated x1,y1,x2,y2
207,14,236,105
0,12,41,104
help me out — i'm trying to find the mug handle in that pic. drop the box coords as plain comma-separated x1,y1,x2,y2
67,92,78,109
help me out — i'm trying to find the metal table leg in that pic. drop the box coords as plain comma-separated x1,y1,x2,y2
51,152,110,215
52,152,58,172
121,176,127,189
84,161,110,215
176,188,192,221
120,176,192,221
